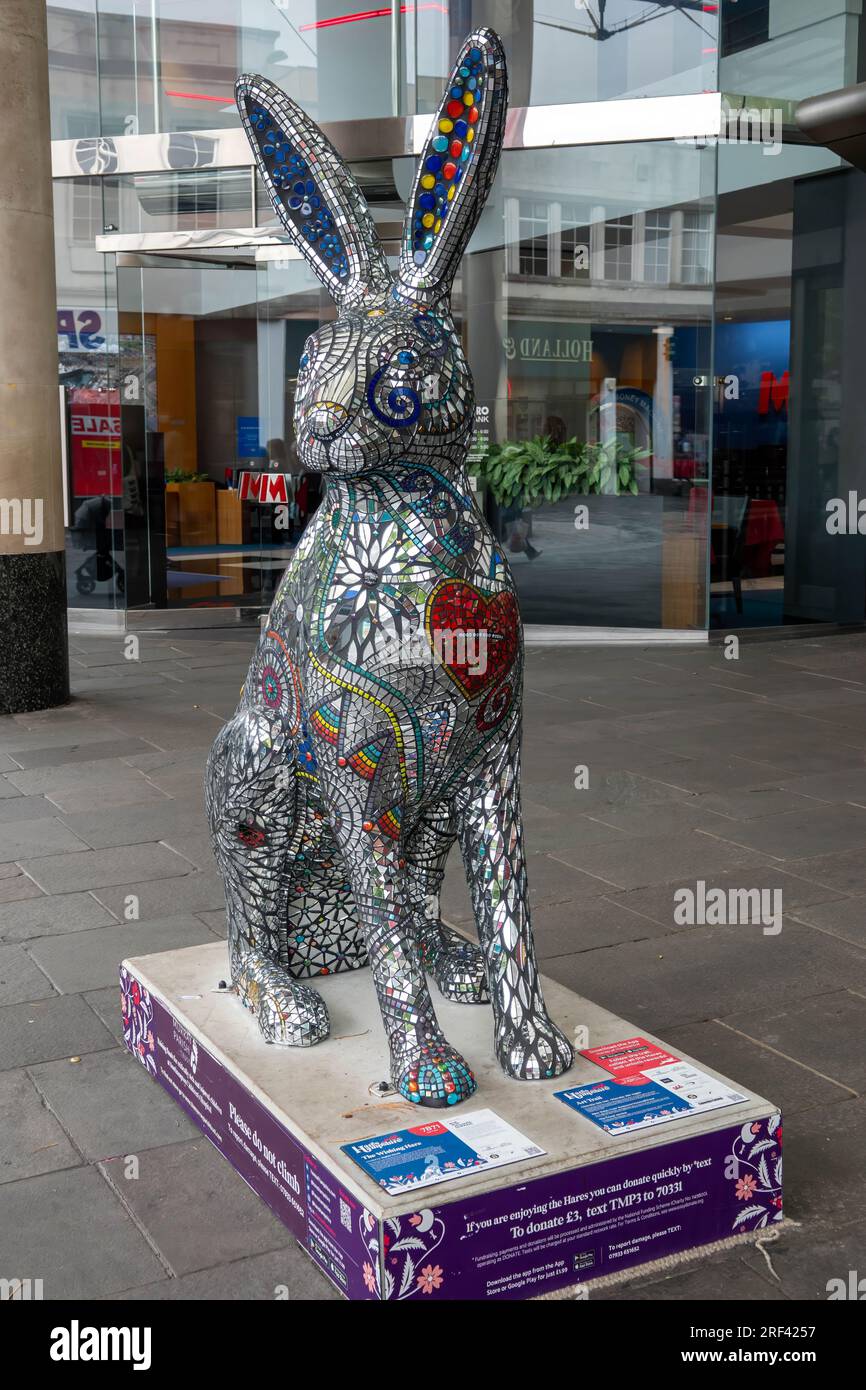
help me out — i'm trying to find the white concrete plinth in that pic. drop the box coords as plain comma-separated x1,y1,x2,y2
121,942,782,1301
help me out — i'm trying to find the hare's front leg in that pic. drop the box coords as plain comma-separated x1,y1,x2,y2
457,726,573,1082
405,803,489,1005
206,709,329,1047
325,791,476,1106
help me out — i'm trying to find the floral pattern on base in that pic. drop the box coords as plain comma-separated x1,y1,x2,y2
728,1113,783,1231
120,966,156,1076
360,1208,447,1299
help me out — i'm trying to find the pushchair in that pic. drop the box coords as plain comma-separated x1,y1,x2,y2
72,495,125,596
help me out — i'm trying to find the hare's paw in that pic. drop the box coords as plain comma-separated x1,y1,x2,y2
394,1041,477,1108
427,924,489,1005
496,1015,573,1081
235,956,329,1047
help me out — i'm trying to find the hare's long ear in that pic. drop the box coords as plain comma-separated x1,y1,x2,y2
398,28,507,297
236,75,390,305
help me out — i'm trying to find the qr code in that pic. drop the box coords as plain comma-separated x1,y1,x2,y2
339,1197,352,1233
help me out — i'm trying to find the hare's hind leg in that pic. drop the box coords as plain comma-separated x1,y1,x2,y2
457,725,573,1082
405,803,489,1005
206,709,329,1047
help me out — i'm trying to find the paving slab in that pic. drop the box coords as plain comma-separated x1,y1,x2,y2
0,1069,81,1182
737,1217,866,1301
0,891,118,943
100,1139,292,1276
158,830,218,871
604,866,843,928
776,768,866,805
551,829,769,892
525,768,696,815
782,846,866,896
0,1165,168,1299
787,893,866,948
0,943,55,1005
5,756,161,798
58,797,207,850
0,794,63,824
27,915,217,993
0,993,117,1070
19,842,193,894
29,1048,197,1161
781,1097,866,1225
721,990,866,1094
92,871,226,921
544,919,866,1032
661,1019,851,1117
84,986,127,1045
0,871,43,903
7,737,157,769
0,817,90,864
194,909,227,937
111,1246,340,1301
702,803,866,861
533,894,673,958
44,780,173,815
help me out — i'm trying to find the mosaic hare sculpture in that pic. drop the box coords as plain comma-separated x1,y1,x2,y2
206,28,573,1107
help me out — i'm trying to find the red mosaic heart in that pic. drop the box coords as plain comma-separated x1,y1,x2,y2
427,582,519,699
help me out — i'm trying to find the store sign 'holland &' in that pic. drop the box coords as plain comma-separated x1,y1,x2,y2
503,320,593,377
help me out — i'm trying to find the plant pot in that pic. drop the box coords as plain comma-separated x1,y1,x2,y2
165,480,216,547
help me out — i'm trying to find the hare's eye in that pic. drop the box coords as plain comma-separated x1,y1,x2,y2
398,350,415,365
299,352,310,370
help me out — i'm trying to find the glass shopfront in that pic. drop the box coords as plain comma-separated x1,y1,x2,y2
47,2,866,633
47,1,721,138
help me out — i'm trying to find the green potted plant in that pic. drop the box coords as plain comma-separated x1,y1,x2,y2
476,434,648,506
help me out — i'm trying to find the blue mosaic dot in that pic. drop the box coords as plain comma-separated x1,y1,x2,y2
432,135,448,153
419,192,435,211
425,155,442,174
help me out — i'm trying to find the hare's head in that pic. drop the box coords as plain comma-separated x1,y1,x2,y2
236,30,506,478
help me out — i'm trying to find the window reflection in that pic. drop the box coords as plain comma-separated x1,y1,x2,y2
463,142,714,628
48,1,724,140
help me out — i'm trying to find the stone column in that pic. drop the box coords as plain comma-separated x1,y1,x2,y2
0,1,69,712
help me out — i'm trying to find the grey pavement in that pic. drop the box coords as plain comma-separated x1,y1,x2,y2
1,626,865,1300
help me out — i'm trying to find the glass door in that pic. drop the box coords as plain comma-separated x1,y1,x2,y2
115,248,325,615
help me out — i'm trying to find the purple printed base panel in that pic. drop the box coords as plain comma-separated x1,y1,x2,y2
120,943,782,1301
